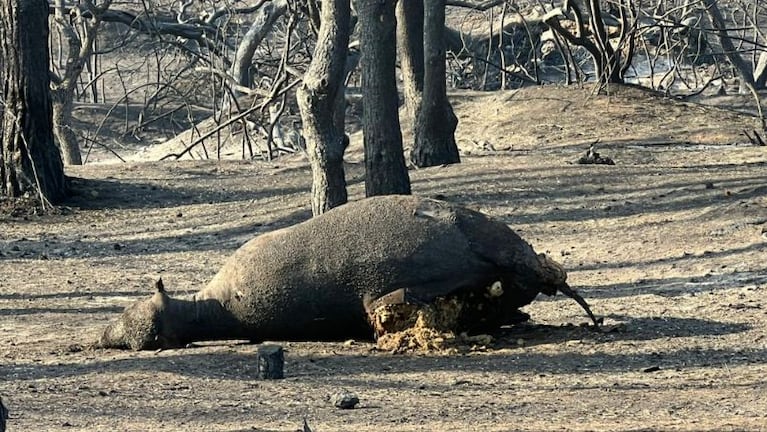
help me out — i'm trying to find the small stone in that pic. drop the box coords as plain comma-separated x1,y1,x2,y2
464,334,493,345
333,391,359,409
66,344,83,353
113,243,122,251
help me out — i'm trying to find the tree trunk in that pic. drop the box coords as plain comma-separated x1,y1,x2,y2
0,0,67,203
396,0,424,117
50,0,90,166
52,90,83,165
359,0,411,196
229,0,288,87
297,0,351,216
588,0,622,84
410,0,460,168
755,52,767,90
703,0,764,128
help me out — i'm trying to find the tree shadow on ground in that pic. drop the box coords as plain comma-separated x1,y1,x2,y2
0,315,753,382
412,167,767,225
499,315,749,347
65,176,309,210
0,306,123,316
0,207,313,261
0,290,149,301
570,269,767,299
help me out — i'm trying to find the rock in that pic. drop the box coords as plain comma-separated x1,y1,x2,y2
333,391,359,409
576,144,615,165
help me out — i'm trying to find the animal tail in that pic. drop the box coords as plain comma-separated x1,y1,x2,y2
558,283,601,328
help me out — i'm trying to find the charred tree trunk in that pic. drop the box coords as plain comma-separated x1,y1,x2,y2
543,0,631,86
297,0,351,216
359,0,411,196
0,0,67,203
410,0,460,168
396,0,424,117
703,0,764,128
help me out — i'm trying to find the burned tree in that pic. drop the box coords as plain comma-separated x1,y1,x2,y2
702,0,764,128
359,0,411,196
229,0,289,88
50,0,116,166
543,0,638,85
410,0,460,168
297,0,352,215
396,0,425,117
1,0,67,203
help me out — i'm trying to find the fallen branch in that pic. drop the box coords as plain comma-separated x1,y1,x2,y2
160,78,302,161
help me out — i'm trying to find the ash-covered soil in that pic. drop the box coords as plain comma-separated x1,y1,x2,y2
1,85,767,431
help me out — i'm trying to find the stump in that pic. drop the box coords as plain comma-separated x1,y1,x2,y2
257,345,284,379
0,396,7,432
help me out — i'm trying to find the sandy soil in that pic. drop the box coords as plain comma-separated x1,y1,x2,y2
1,85,767,431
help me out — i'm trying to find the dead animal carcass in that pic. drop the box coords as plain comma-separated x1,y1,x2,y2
96,195,597,350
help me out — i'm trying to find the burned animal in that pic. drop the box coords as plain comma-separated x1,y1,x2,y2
96,195,597,350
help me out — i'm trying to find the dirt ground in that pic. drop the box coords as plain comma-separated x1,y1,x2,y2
2,85,767,431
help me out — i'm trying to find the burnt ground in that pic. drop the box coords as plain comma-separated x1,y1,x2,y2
1,85,767,431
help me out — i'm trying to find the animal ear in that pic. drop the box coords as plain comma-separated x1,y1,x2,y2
150,278,170,308
154,278,165,293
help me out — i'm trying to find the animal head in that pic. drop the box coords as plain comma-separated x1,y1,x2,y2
535,253,568,295
96,279,182,350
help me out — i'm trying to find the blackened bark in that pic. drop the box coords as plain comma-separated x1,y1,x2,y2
359,0,411,196
297,0,351,216
410,0,460,168
1,0,66,202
